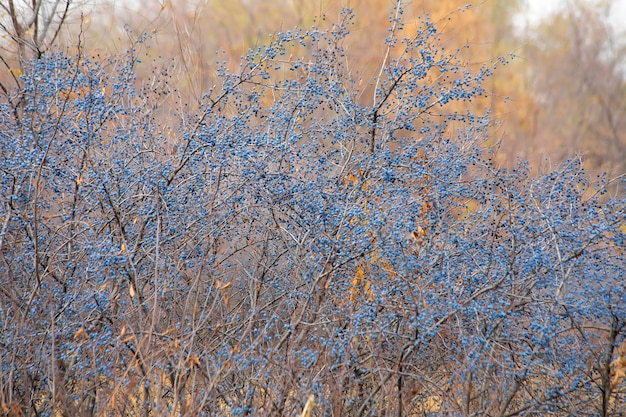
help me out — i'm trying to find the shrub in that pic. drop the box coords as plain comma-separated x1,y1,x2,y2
0,4,624,416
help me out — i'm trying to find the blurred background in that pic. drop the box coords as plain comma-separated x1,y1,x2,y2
2,0,625,177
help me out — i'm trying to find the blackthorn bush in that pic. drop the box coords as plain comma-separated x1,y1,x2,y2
0,4,624,416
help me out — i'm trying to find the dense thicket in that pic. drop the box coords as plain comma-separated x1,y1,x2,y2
0,4,624,416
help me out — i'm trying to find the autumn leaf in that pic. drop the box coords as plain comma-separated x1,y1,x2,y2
73,327,88,340
187,354,201,369
350,265,366,302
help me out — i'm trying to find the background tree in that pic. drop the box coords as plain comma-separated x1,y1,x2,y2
521,0,626,177
0,0,91,69
0,0,93,119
